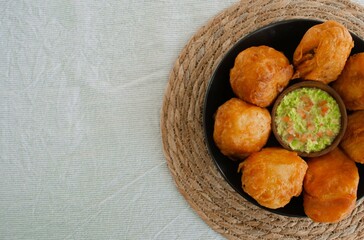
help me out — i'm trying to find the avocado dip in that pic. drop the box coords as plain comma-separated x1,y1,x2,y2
275,87,341,153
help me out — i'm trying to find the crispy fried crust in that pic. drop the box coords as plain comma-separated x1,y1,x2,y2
340,111,364,164
230,46,293,107
238,148,308,209
303,148,359,223
293,20,353,84
213,98,271,159
332,54,364,110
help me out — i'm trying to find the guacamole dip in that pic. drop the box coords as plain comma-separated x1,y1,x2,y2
275,87,341,153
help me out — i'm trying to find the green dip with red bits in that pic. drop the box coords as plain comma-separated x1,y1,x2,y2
275,87,341,153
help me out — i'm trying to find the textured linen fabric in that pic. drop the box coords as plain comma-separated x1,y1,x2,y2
2,1,364,239
0,1,237,239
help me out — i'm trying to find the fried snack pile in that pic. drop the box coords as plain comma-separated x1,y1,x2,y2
303,148,359,223
293,20,354,84
238,148,308,209
332,53,364,110
213,98,271,159
340,111,364,164
230,46,293,107
211,20,364,223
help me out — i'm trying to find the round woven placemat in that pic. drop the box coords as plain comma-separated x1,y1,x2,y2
161,0,364,239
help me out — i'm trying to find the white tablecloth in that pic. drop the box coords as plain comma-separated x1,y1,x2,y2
1,1,363,239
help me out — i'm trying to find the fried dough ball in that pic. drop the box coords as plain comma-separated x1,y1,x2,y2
340,111,364,164
332,53,364,110
238,148,308,209
213,98,271,159
303,148,359,223
293,20,354,84
230,46,293,107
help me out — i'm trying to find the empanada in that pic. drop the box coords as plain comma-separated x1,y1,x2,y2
303,148,359,223
293,20,353,84
238,148,308,209
332,53,364,110
230,46,293,107
213,98,271,159
340,111,364,164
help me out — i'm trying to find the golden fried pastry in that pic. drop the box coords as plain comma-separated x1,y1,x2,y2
213,98,271,159
230,46,293,107
293,20,354,84
303,148,359,223
332,53,364,110
340,111,364,164
238,148,308,209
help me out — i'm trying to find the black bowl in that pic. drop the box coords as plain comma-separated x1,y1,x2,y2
203,19,364,217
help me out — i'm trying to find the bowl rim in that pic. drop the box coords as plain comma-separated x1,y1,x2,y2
271,80,348,158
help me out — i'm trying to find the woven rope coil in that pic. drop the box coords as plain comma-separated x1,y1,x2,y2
161,0,364,239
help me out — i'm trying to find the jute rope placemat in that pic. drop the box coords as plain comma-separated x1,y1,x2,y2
160,0,364,239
